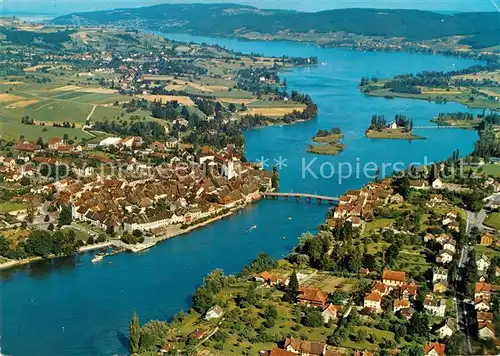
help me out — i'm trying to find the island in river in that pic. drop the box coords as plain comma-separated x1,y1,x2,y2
307,128,345,155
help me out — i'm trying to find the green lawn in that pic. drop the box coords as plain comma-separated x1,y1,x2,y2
0,202,27,213
484,212,500,230
482,164,500,178
362,218,394,237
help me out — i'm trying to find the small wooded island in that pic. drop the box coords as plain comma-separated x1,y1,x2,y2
307,128,345,155
430,112,483,129
366,114,425,140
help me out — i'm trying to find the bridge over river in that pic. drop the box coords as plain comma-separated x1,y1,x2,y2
413,125,473,129
262,192,339,205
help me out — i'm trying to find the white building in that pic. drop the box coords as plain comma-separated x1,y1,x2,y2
99,137,122,147
476,254,491,272
432,267,449,283
432,178,443,189
205,305,223,320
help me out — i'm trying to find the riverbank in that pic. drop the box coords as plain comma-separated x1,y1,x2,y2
0,241,112,271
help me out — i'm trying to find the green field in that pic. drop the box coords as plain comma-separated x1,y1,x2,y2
0,202,27,213
482,164,500,178
484,212,500,230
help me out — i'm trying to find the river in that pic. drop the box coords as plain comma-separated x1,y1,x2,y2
0,34,481,356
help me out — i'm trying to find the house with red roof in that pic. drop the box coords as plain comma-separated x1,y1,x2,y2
382,269,406,287
297,288,329,308
424,343,445,356
363,292,382,313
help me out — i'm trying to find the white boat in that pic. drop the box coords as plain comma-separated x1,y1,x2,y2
91,254,104,263
246,225,257,232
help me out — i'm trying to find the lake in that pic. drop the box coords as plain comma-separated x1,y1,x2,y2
0,33,481,356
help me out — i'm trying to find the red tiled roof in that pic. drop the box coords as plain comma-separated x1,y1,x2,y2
383,269,406,282
424,343,445,356
269,349,296,356
364,292,381,302
297,288,328,304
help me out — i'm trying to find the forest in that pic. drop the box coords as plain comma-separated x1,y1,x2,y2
52,5,500,47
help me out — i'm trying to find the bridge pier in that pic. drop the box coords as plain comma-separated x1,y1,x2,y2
306,197,311,204
317,198,322,204
284,195,288,200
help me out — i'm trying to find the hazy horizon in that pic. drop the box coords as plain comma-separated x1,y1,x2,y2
1,0,498,17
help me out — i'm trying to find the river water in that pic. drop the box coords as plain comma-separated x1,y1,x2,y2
0,34,481,356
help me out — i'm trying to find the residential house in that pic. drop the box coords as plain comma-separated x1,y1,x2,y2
400,281,418,300
478,321,495,340
269,349,297,356
371,280,390,296
434,318,456,339
364,292,382,313
382,269,406,287
433,280,449,294
477,312,493,322
475,282,492,299
165,137,179,149
151,141,166,151
409,180,426,189
436,250,454,264
432,178,443,189
480,232,494,246
442,240,456,254
428,194,444,206
188,329,207,340
205,305,223,320
424,343,445,356
297,288,329,308
475,298,491,312
322,304,340,324
476,254,491,273
48,137,65,150
424,294,447,317
432,267,449,283
256,271,289,287
283,338,326,356
393,299,410,313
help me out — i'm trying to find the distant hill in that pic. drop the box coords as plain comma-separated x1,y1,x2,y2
52,4,500,47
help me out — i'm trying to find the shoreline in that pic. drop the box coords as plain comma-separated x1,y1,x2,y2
0,204,249,272
0,241,112,271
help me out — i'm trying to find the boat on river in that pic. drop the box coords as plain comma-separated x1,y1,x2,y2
91,254,104,263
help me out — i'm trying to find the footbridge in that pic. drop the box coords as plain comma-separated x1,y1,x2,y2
413,125,473,129
262,192,339,205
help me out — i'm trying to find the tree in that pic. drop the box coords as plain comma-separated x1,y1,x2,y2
129,311,140,353
192,286,214,314
301,307,324,327
58,205,72,226
408,312,429,338
139,320,169,351
284,270,299,302
44,214,50,222
263,305,278,320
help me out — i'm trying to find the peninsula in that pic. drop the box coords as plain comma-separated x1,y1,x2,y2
0,21,314,268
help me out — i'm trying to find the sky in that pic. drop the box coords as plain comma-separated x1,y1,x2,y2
1,0,498,16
